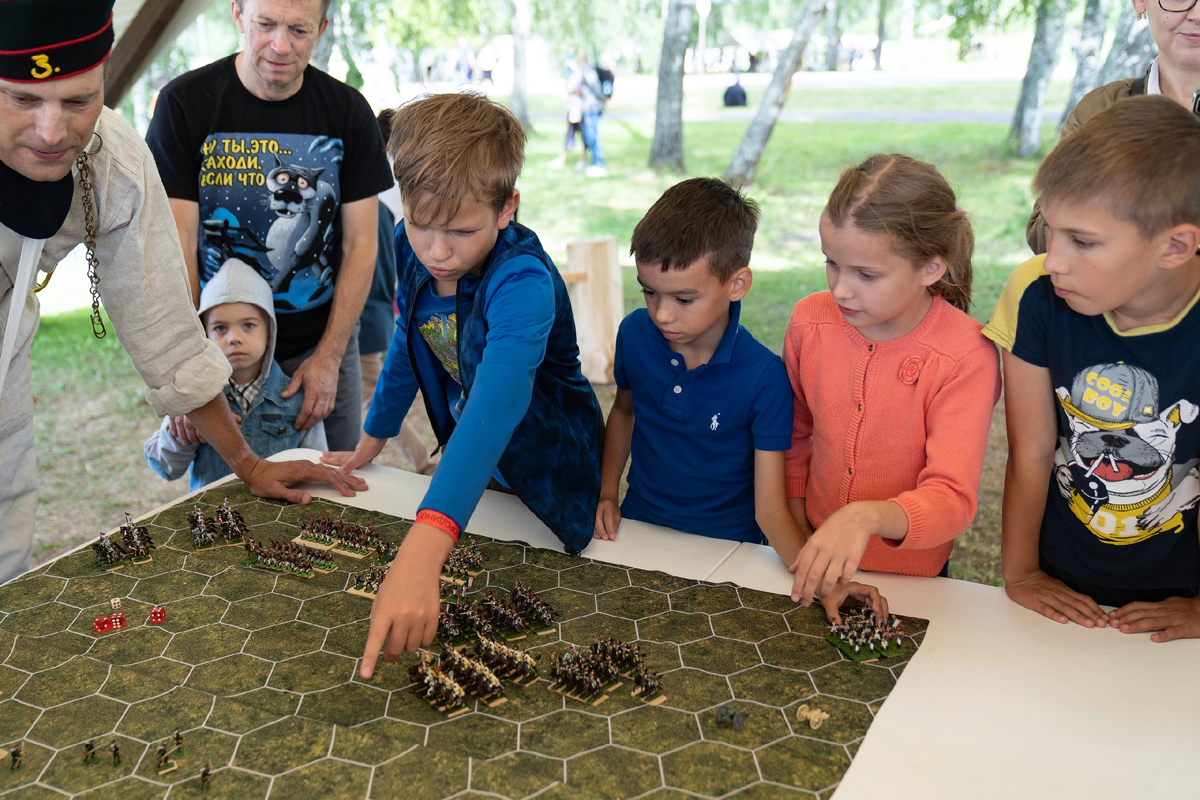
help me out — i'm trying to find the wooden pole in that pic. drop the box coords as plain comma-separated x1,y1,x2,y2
105,0,190,108
565,237,623,385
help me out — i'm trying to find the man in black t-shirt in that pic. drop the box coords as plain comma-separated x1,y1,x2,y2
145,0,392,451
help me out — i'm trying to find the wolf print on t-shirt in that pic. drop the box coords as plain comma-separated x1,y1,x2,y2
1054,361,1200,545
197,133,344,313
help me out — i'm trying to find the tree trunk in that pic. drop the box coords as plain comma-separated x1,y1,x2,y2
311,1,337,72
898,0,915,68
649,0,693,171
826,0,840,70
1061,0,1109,124
1010,0,1069,156
510,0,532,130
724,0,826,187
874,0,887,70
1097,4,1157,86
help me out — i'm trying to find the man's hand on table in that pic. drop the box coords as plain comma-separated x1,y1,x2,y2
282,350,341,431
1109,595,1200,642
242,457,367,505
820,581,889,626
360,524,455,678
1005,569,1110,628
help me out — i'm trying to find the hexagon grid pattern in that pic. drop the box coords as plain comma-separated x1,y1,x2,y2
0,482,928,799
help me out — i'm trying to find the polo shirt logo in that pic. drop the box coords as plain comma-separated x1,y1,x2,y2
711,414,720,431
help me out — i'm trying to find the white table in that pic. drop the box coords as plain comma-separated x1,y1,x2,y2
84,450,1200,800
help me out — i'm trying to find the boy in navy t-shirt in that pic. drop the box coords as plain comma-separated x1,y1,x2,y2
594,179,807,560
985,97,1200,642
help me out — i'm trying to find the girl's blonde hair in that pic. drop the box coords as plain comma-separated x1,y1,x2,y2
825,154,973,312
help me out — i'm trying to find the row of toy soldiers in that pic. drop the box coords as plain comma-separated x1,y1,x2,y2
831,609,903,652
481,590,526,632
242,536,317,576
92,536,126,567
187,506,215,548
510,580,555,628
439,648,504,701
296,513,338,545
409,653,467,709
119,511,156,560
351,564,390,594
215,500,247,541
445,599,495,639
591,636,646,675
475,636,539,682
444,542,482,575
548,650,607,698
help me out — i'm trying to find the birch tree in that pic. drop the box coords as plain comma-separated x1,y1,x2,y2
1010,0,1069,156
1061,0,1110,123
649,0,694,171
510,0,532,130
1096,3,1157,85
725,0,827,187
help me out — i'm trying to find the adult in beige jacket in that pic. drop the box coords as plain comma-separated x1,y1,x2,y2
1028,0,1200,252
0,0,363,586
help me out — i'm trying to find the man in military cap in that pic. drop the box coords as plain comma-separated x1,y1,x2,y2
0,0,366,585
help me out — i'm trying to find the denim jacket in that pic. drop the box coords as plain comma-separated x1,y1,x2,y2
144,359,323,492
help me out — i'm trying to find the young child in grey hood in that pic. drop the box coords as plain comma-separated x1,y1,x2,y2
144,258,326,491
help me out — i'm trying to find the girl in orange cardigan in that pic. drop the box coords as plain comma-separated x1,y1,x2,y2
785,154,1001,609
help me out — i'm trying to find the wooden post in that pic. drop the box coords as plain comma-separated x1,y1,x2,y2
564,237,623,385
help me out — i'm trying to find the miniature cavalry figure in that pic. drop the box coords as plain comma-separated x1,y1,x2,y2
119,511,156,561
92,536,126,569
296,512,337,546
351,563,389,594
475,636,538,682
244,535,323,577
827,608,906,659
215,501,247,542
482,590,526,632
438,648,504,702
187,506,215,548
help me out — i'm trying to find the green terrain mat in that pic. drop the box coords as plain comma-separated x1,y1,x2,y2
0,483,928,799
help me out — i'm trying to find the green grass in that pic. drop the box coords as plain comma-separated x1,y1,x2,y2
522,117,1052,347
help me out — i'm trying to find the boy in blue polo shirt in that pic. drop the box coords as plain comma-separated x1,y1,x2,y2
594,178,807,560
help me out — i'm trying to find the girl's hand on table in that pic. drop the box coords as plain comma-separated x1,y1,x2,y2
359,524,453,679
321,433,387,473
789,504,874,605
1005,569,1110,628
1109,596,1200,642
821,581,889,625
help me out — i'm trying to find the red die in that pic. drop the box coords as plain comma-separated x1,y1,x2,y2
93,616,112,634
148,606,166,625
110,612,126,630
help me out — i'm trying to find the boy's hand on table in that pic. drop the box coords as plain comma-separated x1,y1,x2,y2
321,434,387,474
1109,596,1200,642
1005,570,1110,628
360,524,454,679
788,505,874,605
821,581,889,625
594,498,621,540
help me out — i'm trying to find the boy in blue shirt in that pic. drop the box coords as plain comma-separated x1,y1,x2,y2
985,97,1200,642
328,93,604,668
595,179,813,567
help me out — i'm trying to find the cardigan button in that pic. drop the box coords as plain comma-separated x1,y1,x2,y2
848,467,853,475
857,403,862,412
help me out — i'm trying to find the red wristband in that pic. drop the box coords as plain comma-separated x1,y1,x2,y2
416,509,461,544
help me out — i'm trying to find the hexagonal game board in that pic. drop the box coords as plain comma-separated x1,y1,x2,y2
0,483,927,799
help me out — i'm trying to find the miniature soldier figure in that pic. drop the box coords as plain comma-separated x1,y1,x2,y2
157,743,169,767
110,739,121,765
200,760,212,790
83,739,96,763
9,741,23,770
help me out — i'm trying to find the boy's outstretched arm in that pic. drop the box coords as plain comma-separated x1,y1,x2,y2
754,450,807,569
595,389,634,540
1001,351,1109,628
360,524,455,678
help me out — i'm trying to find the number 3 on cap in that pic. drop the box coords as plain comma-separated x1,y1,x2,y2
30,55,59,80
